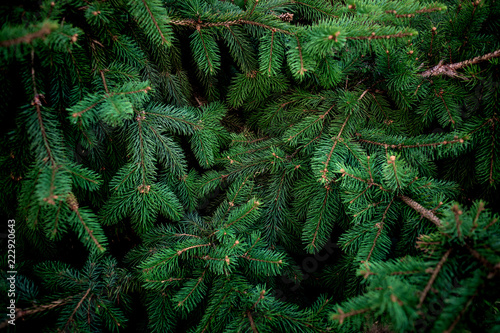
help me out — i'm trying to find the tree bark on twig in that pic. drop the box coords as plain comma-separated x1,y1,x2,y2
400,195,442,227
419,49,500,79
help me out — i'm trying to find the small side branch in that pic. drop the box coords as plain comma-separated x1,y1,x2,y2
0,23,54,47
247,310,259,333
420,49,500,79
400,195,442,227
347,32,414,40
418,248,452,308
0,296,72,329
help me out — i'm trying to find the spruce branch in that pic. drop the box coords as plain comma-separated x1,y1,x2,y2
0,22,56,47
177,270,207,308
435,88,455,125
170,19,293,35
67,193,106,252
331,308,370,325
400,195,442,227
444,292,477,333
365,197,394,263
71,86,151,119
141,0,168,45
418,248,452,308
347,32,414,40
320,114,351,181
64,287,92,331
0,296,72,329
356,133,465,150
463,241,499,278
247,309,259,333
385,6,444,18
31,49,55,166
419,49,500,79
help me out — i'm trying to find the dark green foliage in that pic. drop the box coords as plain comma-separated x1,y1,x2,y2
1,0,499,332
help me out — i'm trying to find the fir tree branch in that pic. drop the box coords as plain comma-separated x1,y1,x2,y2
0,22,55,47
240,255,283,265
310,186,331,251
145,277,185,283
399,195,443,227
418,248,452,308
170,19,293,35
435,89,455,125
71,87,151,118
248,0,259,17
137,119,148,186
0,296,73,329
250,289,266,311
247,309,259,333
64,287,92,331
347,32,414,40
31,49,55,166
224,201,260,228
463,241,499,277
488,116,497,185
142,0,168,45
199,293,231,333
444,292,477,333
355,134,465,150
174,233,201,238
294,34,307,76
146,111,201,129
321,114,350,180
287,106,332,143
419,49,500,79
100,70,109,94
484,217,498,230
267,29,275,76
51,200,63,237
197,29,216,74
177,243,212,256
365,197,394,263
68,194,106,252
177,270,206,307
331,308,370,325
385,6,444,18
243,236,262,257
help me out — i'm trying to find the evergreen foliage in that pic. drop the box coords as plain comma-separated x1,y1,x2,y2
0,0,499,332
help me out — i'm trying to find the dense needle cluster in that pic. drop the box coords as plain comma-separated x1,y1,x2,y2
0,0,499,332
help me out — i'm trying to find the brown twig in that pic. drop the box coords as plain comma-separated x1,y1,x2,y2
0,23,54,47
0,296,72,329
419,49,500,79
400,195,442,227
418,248,452,308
